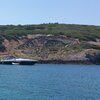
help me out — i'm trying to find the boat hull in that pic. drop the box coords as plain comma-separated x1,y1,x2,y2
18,61,37,65
0,61,37,65
1,61,13,65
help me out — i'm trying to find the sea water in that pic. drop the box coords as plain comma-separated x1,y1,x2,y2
0,64,100,100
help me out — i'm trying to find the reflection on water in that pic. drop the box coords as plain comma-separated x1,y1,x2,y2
0,64,100,100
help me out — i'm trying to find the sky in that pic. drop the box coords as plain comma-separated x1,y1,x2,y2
0,0,100,25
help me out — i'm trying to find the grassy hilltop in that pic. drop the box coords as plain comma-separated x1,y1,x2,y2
0,23,100,41
0,23,100,63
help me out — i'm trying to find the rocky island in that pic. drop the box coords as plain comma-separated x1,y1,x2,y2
0,23,100,64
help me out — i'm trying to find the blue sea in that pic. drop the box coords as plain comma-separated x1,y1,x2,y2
0,64,100,100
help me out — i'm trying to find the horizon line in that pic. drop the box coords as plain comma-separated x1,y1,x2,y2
0,23,99,26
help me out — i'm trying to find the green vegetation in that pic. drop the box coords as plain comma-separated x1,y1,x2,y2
0,23,100,62
0,23,100,41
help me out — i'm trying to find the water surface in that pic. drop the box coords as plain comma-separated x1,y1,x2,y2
0,64,100,100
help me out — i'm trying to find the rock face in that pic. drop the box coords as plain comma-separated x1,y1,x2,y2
0,34,99,64
86,53,100,64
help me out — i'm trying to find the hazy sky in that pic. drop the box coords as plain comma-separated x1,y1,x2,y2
0,0,100,25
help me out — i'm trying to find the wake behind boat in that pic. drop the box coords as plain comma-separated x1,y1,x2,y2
0,56,37,65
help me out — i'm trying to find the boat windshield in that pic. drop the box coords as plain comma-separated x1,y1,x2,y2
3,56,16,60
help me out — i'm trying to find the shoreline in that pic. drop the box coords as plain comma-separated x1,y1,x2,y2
37,60,94,65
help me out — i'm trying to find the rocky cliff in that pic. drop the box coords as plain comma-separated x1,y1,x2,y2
0,34,99,64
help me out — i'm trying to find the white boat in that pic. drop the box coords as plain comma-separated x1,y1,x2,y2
0,56,37,65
